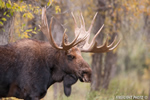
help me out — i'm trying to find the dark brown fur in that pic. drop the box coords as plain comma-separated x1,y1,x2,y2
0,39,91,100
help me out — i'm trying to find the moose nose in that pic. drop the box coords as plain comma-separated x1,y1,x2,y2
81,67,92,82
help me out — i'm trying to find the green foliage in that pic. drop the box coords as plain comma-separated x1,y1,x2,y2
47,0,54,6
1,18,6,21
55,6,61,13
20,28,37,39
0,0,62,41
47,0,61,13
0,0,5,8
0,0,41,18
0,21,3,25
0,0,41,41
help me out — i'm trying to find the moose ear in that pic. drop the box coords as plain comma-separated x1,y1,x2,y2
63,74,78,96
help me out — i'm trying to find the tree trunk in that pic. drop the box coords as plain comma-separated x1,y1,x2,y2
0,8,14,45
102,34,117,89
91,0,119,90
102,0,120,88
91,0,106,91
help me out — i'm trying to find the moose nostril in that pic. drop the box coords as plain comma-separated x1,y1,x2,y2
82,71,88,76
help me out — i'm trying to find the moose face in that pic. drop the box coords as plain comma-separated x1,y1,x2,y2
61,47,91,82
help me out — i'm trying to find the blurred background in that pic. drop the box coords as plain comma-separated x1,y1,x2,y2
0,0,150,100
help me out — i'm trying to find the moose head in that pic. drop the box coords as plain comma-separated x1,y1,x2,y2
39,7,120,83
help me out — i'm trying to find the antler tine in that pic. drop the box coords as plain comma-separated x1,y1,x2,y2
71,12,89,42
80,13,85,28
48,17,63,50
62,30,80,50
88,12,98,33
71,12,84,38
73,34,89,47
107,36,117,48
39,7,49,38
109,38,121,51
80,24,104,51
90,24,104,45
94,24,104,39
84,12,98,44
71,12,78,31
62,29,89,50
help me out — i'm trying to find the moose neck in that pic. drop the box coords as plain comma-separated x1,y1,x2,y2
43,45,67,83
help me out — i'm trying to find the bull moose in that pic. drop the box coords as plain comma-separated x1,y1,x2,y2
0,7,120,100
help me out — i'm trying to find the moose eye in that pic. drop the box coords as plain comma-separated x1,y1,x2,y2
67,55,75,61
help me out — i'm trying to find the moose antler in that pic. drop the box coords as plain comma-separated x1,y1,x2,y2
71,12,121,53
39,7,88,51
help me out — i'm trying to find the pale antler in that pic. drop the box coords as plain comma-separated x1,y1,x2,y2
71,12,121,53
39,7,88,51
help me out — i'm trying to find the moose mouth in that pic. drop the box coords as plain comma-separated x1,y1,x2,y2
79,73,91,82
